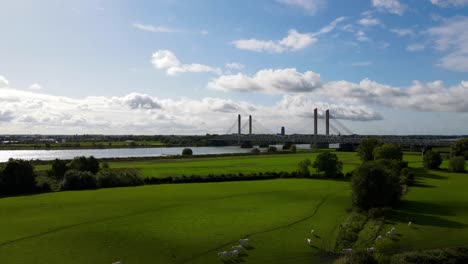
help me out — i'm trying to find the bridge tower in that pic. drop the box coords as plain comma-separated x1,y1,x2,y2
249,115,252,135
314,108,318,135
238,114,241,135
326,109,330,136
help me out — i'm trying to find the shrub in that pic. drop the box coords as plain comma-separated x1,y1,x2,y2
69,156,100,174
61,170,97,190
423,150,442,170
96,169,143,188
313,152,343,178
351,160,402,210
357,138,382,162
449,156,465,173
101,162,110,169
182,148,193,156
35,175,56,193
267,146,277,153
336,252,378,264
390,247,468,264
400,167,415,186
367,207,392,219
451,138,468,159
251,148,261,154
373,144,403,161
335,212,368,250
297,159,312,177
289,144,297,153
0,159,36,195
48,159,69,180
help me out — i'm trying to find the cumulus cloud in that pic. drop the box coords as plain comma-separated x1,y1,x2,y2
407,44,425,52
132,22,178,33
431,0,468,7
29,83,42,90
232,17,345,53
372,0,406,15
151,50,222,75
0,110,15,122
358,17,380,27
427,16,468,72
390,28,415,37
208,68,322,93
114,93,161,109
276,0,326,14
0,76,9,88
225,63,245,71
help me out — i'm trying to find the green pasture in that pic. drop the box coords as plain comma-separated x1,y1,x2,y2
0,179,350,264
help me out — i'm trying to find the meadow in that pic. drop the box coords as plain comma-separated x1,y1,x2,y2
1,151,467,263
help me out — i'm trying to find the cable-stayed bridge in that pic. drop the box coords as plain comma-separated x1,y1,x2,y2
214,109,455,147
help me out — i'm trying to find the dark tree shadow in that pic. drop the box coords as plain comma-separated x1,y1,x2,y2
397,200,456,216
389,210,466,229
412,168,448,180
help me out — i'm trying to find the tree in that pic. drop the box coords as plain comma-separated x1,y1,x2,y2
289,144,297,153
351,160,402,210
373,144,403,161
449,156,465,173
313,152,343,178
61,170,97,190
267,146,277,153
423,150,442,170
0,159,36,195
451,139,468,159
357,138,382,162
49,159,69,180
69,156,100,174
297,159,312,177
182,148,193,156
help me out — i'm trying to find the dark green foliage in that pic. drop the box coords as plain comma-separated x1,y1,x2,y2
267,146,277,153
297,158,312,177
367,207,392,219
69,156,100,174
35,175,57,193
357,138,382,162
373,144,403,161
390,247,468,264
101,162,110,169
351,160,402,210
334,212,368,250
423,150,442,170
400,167,415,186
0,159,36,195
49,159,69,180
289,144,297,153
61,170,97,190
96,169,143,188
313,152,343,178
338,252,378,264
449,156,465,173
182,148,193,156
451,139,468,159
251,148,261,154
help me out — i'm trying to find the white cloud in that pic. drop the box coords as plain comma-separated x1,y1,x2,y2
0,109,14,122
358,17,380,27
372,0,406,15
232,17,345,53
427,16,468,72
276,0,325,15
133,22,178,33
0,76,9,88
151,50,222,75
431,0,468,7
29,83,42,90
225,63,245,70
208,68,322,93
407,44,425,52
390,28,415,37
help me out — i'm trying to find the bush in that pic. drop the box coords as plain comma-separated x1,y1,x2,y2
35,175,56,193
451,139,468,159
0,159,36,195
373,144,403,161
101,162,110,169
400,167,415,186
313,152,343,178
267,146,277,153
96,169,143,188
336,252,378,264
334,212,368,250
390,247,468,264
251,148,261,154
48,159,69,180
297,159,312,177
423,150,442,170
69,156,100,174
449,156,465,173
61,170,97,190
367,207,392,219
289,144,297,153
182,148,193,156
357,138,382,162
351,160,402,210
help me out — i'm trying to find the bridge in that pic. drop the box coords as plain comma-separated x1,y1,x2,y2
214,109,457,148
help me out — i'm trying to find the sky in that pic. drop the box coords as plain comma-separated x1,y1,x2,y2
0,0,468,135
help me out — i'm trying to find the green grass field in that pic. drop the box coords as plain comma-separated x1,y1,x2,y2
1,151,467,264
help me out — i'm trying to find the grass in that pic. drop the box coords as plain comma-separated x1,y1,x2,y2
0,179,350,264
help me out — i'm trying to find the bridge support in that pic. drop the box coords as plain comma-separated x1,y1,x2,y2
249,115,252,135
326,109,330,136
238,114,241,135
314,108,318,135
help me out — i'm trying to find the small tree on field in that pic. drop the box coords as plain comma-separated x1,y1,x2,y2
449,156,465,173
69,156,100,174
0,159,36,195
313,152,343,178
182,148,193,156
451,138,468,159
289,144,297,153
373,144,403,161
357,138,382,162
351,160,402,210
423,150,442,170
297,159,312,177
49,159,69,180
61,170,97,190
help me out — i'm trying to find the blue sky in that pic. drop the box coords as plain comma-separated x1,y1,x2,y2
0,0,467,135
